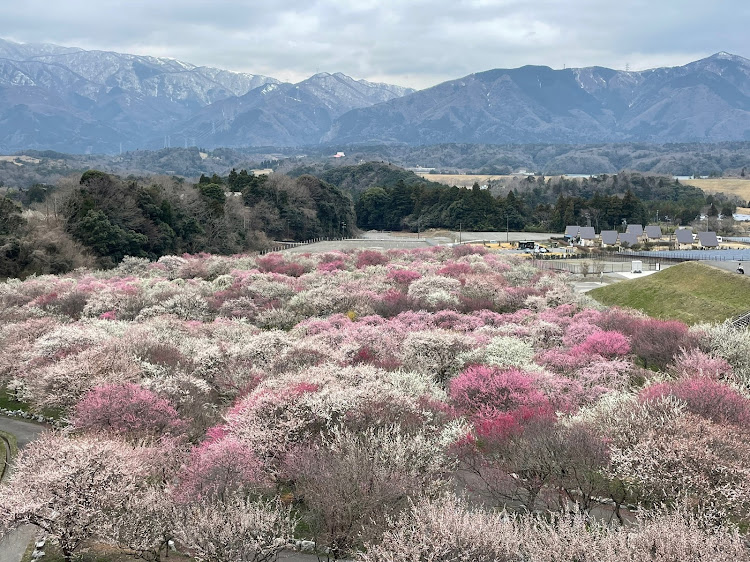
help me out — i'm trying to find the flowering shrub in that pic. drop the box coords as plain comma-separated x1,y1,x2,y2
401,329,476,383
360,495,749,562
641,377,750,426
72,383,186,438
629,318,697,369
571,330,630,358
670,348,733,380
407,275,461,311
386,267,421,285
174,436,266,502
356,249,389,269
449,366,548,415
1,246,747,558
694,322,750,386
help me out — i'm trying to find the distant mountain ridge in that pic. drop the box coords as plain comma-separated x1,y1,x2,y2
0,37,748,152
0,38,413,153
325,52,750,145
175,72,414,147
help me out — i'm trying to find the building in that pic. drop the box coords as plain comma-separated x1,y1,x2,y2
675,229,694,249
600,230,618,247
644,226,663,241
697,231,719,248
626,224,644,238
579,227,596,246
618,232,639,247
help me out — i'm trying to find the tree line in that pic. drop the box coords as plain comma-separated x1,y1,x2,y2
354,171,739,233
1,169,355,277
1,163,742,278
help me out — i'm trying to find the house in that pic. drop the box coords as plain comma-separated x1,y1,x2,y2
564,226,580,240
697,231,719,248
600,230,618,247
618,232,639,247
675,229,694,249
626,224,644,239
578,227,596,246
644,226,662,241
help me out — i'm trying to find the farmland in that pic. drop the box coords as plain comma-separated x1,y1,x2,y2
415,173,514,186
683,178,750,201
418,173,750,201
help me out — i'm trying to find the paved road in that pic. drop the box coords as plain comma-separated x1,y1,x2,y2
0,417,47,449
704,259,748,274
283,231,560,254
0,416,47,562
286,238,431,253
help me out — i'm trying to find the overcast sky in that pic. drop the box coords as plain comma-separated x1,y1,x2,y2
2,0,748,89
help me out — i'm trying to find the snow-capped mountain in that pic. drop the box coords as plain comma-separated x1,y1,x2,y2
1,37,749,152
172,72,417,147
324,53,750,145
0,38,413,152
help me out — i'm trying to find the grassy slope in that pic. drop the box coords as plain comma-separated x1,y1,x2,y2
589,262,750,325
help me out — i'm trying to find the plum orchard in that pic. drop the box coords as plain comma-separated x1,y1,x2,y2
1,246,750,560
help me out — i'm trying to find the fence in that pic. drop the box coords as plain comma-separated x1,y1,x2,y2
533,259,662,275
590,252,687,265
257,236,360,255
541,251,739,265
731,311,750,330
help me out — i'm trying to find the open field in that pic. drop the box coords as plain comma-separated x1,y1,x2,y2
0,155,41,166
416,173,515,186
682,178,750,200
417,173,750,201
588,261,750,324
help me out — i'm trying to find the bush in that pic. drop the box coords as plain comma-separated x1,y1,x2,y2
641,377,750,426
72,383,186,439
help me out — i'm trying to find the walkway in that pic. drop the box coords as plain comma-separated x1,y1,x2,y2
0,417,46,562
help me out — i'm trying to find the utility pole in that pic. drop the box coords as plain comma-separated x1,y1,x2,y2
506,215,509,243
459,222,462,244
42,186,48,224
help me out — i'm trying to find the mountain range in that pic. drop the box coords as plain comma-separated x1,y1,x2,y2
1,37,749,153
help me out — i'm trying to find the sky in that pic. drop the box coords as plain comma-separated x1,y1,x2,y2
2,0,748,89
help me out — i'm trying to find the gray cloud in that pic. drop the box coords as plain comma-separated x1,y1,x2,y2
2,0,747,88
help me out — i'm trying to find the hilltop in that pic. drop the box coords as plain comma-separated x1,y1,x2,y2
589,262,750,324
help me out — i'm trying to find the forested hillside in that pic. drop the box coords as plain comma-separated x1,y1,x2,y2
2,143,750,191
0,170,354,277
347,168,738,232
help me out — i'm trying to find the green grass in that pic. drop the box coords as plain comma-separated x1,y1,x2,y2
1,385,64,421
0,386,34,413
589,262,750,325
